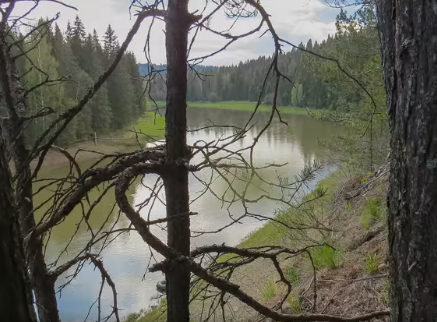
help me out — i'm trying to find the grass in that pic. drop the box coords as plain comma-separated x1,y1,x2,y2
238,172,341,248
262,279,277,300
123,300,167,322
122,112,165,143
285,266,300,285
154,100,310,115
310,245,342,270
287,294,302,314
361,197,385,230
363,252,379,275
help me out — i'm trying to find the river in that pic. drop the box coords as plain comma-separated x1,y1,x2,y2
36,107,342,321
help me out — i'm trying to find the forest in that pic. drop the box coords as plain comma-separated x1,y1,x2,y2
1,16,146,146
147,7,383,115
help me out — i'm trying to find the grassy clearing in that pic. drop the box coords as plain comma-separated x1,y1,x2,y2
154,100,309,115
122,112,165,143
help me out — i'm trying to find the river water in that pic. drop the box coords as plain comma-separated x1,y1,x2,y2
36,107,342,321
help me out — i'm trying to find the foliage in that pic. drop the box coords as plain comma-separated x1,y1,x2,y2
363,252,379,275
285,266,300,285
123,302,167,322
302,5,388,172
287,294,302,314
361,198,385,230
149,42,330,109
262,279,276,300
310,245,342,270
17,17,145,147
237,170,341,248
123,112,165,143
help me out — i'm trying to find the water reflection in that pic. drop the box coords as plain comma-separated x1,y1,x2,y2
36,108,342,321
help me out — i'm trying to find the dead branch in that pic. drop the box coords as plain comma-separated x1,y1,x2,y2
115,163,389,322
34,148,165,234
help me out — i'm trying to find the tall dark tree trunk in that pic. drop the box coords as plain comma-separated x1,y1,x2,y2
18,161,60,322
0,132,37,322
164,1,193,322
377,1,437,321
0,32,61,322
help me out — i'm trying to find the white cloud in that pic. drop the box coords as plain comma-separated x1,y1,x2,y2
12,0,339,66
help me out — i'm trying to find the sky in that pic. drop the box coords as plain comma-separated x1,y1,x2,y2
11,0,341,66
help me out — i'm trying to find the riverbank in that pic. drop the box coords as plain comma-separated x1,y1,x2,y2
128,166,390,322
153,100,309,115
35,112,165,169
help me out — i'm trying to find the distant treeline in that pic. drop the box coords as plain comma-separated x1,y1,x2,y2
146,7,383,115
3,16,145,146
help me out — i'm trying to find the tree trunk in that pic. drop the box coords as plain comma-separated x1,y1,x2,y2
376,1,437,321
164,1,192,322
15,146,60,322
0,133,37,322
0,33,61,322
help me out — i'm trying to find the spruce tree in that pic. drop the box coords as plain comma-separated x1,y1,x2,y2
70,15,86,70
125,52,146,117
103,25,117,65
83,32,112,133
103,27,135,129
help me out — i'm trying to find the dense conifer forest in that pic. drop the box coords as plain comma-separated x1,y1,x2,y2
4,16,146,147
146,7,383,118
